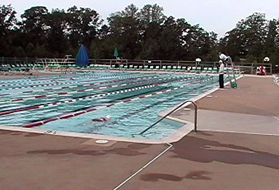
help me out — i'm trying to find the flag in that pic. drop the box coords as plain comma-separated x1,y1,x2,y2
114,48,119,58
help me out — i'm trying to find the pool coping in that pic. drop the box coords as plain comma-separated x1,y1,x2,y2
0,74,243,144
0,123,194,144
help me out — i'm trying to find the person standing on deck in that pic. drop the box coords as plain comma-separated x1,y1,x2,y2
218,53,227,88
219,60,225,88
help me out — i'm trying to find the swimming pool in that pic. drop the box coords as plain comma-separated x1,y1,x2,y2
0,71,220,140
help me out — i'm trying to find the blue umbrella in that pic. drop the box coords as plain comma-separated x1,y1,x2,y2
76,45,89,67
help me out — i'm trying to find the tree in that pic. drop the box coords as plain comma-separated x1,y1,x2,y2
104,4,142,59
139,4,166,25
219,28,244,60
45,9,69,57
180,23,217,60
157,17,183,59
4,4,278,63
139,22,162,59
19,6,49,52
220,13,268,62
0,4,17,36
0,4,17,56
264,19,279,71
66,6,102,49
138,4,166,59
264,19,279,55
120,4,139,18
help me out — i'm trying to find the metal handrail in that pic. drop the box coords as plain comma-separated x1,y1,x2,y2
138,100,198,135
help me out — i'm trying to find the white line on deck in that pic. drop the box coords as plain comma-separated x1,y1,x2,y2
112,143,173,190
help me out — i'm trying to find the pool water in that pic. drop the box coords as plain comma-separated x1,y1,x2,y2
0,71,221,139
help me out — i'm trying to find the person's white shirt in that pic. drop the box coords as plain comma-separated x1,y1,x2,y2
219,62,224,74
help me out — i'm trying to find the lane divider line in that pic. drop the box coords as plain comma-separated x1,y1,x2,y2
0,84,159,117
0,76,200,109
0,74,157,91
22,81,212,128
0,75,164,96
0,73,141,87
1,76,208,112
0,76,165,103
0,73,157,88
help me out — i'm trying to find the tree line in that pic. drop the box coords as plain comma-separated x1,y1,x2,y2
1,4,279,65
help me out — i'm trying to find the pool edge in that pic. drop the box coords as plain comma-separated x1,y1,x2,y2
0,124,193,144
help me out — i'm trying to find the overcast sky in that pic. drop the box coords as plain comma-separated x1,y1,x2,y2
3,0,279,37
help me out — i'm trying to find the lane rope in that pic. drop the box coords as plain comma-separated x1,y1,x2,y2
0,74,163,93
0,76,208,112
0,76,195,104
22,80,213,128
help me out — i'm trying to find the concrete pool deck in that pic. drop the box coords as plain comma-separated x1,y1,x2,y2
172,76,279,136
0,75,279,189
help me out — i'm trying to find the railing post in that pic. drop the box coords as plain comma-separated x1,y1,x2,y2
138,100,198,135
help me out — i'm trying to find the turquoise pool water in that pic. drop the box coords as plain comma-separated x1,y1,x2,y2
0,71,221,139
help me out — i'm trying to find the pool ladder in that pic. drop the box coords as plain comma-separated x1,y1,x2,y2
138,100,198,136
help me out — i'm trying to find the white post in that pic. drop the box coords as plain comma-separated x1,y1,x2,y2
195,58,201,73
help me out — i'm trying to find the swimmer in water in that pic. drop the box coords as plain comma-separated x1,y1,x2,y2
84,115,111,125
92,115,111,122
